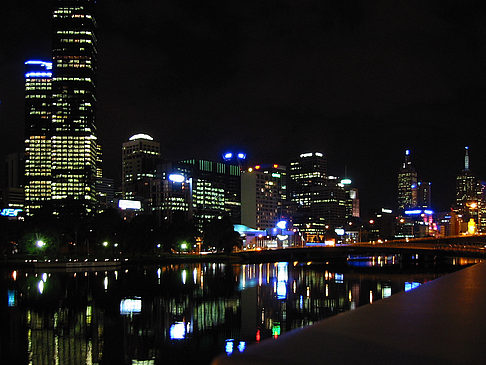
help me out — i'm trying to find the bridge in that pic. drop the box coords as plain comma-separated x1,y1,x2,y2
236,234,486,262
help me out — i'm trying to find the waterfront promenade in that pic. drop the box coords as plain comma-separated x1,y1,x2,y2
212,261,486,364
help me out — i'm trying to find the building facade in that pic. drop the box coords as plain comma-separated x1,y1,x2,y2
24,60,52,214
24,1,101,215
122,134,161,201
50,0,99,212
241,164,287,230
397,150,418,212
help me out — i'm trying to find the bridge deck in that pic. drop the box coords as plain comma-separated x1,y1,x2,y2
212,261,486,364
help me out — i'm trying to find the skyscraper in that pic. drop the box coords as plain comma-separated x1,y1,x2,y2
455,147,481,229
24,60,52,214
122,134,161,201
397,150,418,211
50,0,99,212
241,164,287,230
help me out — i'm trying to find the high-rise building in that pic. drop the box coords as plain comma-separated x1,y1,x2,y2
288,153,350,241
122,134,161,200
455,147,481,229
417,181,432,209
397,149,418,211
4,153,25,209
178,159,241,225
241,164,287,230
50,0,99,212
24,60,52,214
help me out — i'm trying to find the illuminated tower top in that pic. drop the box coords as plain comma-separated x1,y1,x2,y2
464,146,470,172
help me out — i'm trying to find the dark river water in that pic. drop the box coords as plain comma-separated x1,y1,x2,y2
0,255,480,364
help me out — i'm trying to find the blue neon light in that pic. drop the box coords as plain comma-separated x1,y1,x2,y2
25,60,52,69
404,209,422,215
237,153,246,159
0,209,22,217
424,210,434,215
25,72,52,78
223,152,233,160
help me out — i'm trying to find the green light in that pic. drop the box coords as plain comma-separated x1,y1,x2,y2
36,240,46,248
272,323,281,336
181,242,188,250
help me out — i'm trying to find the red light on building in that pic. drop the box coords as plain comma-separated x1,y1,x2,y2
255,165,261,170
256,330,261,342
273,164,279,168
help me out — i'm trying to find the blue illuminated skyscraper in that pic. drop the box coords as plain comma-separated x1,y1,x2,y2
24,60,53,214
24,0,100,215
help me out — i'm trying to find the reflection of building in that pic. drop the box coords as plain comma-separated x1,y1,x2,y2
50,0,100,213
241,164,287,230
23,60,51,214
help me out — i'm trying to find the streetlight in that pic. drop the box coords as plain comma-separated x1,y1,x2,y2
36,240,46,248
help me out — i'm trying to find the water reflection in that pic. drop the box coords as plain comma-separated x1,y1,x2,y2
1,255,478,364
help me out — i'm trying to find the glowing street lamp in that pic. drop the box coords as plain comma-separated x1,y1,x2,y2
102,241,109,247
36,240,46,248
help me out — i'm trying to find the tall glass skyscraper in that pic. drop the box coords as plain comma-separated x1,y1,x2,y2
51,0,99,212
397,150,418,211
25,0,99,215
24,60,53,214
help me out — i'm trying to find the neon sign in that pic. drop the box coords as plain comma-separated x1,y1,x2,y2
0,209,22,217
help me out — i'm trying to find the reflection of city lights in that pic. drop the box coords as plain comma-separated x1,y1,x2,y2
12,271,17,281
182,270,187,285
42,273,47,282
238,341,246,352
369,290,373,303
104,276,108,290
170,322,186,340
225,339,234,355
38,280,44,294
256,330,261,342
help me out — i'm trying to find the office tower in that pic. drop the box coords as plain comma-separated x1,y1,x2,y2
418,181,432,209
24,60,52,214
341,178,360,220
50,0,99,212
241,164,287,230
288,153,349,241
4,153,25,209
122,134,161,200
162,159,241,232
288,153,327,239
95,176,115,209
179,159,241,224
455,147,481,228
397,150,418,211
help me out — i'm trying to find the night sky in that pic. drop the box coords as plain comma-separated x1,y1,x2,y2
2,0,486,216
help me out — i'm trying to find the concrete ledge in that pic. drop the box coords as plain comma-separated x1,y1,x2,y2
212,262,486,364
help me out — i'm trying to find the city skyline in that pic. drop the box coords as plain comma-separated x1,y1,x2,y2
2,1,486,214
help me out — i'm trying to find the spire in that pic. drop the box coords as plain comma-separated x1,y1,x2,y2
464,146,470,171
403,149,410,168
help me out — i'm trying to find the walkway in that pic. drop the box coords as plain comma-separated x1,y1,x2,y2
212,261,486,364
